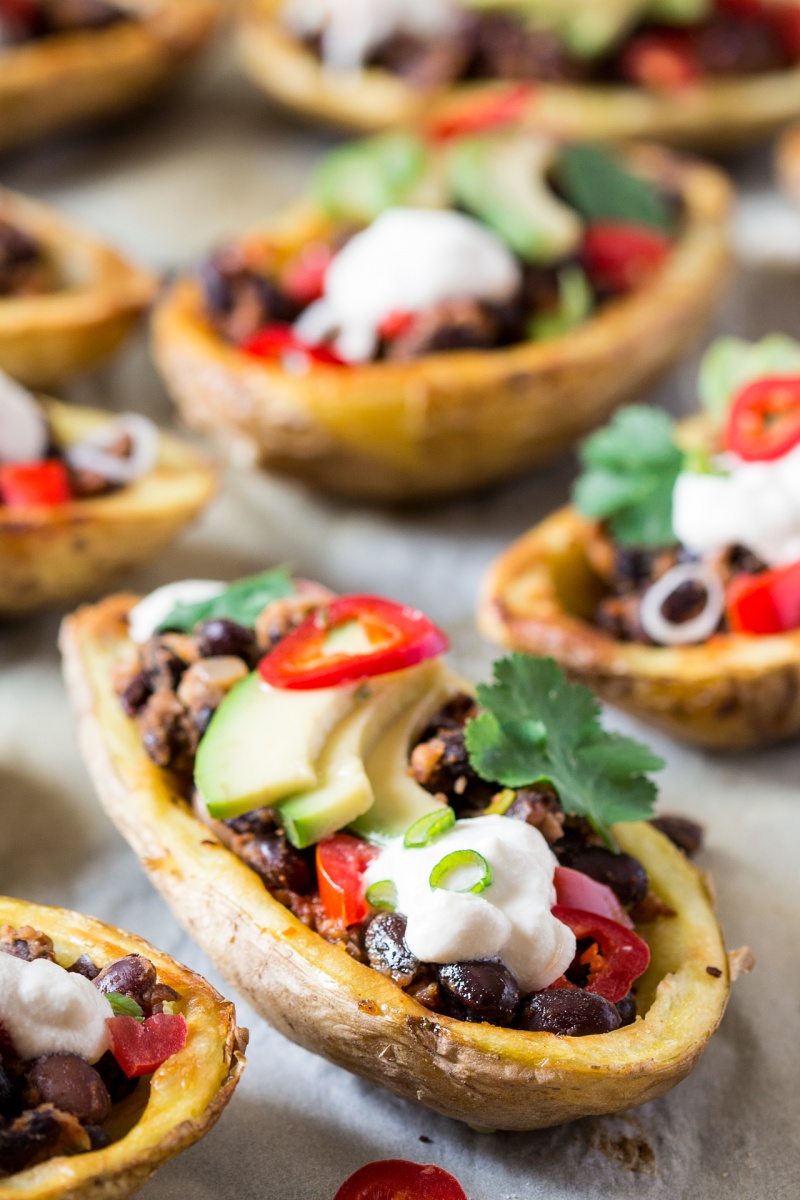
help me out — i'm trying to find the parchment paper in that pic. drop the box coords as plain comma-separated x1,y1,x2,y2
1,45,798,1200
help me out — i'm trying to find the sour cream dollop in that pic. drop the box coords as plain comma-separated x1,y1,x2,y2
282,0,458,72
0,371,48,464
294,208,522,364
365,815,576,993
0,953,113,1063
128,580,225,644
673,442,800,568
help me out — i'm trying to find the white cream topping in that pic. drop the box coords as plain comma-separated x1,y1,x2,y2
0,953,113,1063
673,442,800,568
0,371,48,464
128,580,225,644
365,815,576,993
294,208,522,364
282,0,458,72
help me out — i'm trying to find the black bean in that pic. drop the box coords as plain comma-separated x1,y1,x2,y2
0,1064,16,1120
561,846,648,906
29,1055,110,1125
517,989,621,1036
615,992,637,1027
68,954,100,981
660,579,709,625
438,960,520,1026
364,913,421,988
119,672,151,717
238,833,312,895
196,618,259,667
93,954,157,1015
86,1125,111,1151
93,1052,138,1105
650,815,704,858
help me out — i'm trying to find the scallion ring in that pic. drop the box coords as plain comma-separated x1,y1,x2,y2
404,807,456,849
429,850,492,895
365,880,397,911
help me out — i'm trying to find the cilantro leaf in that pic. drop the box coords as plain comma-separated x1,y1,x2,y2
105,992,144,1022
465,655,662,847
557,144,672,232
158,566,294,634
573,406,682,547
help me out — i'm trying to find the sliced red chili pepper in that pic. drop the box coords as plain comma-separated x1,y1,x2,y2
259,595,450,691
552,906,650,1003
582,222,671,294
334,1159,468,1200
280,243,335,305
554,867,633,929
726,559,800,635
106,1012,188,1079
725,375,800,462
240,324,347,367
427,84,537,141
0,459,73,508
619,32,701,90
378,310,416,341
316,834,379,927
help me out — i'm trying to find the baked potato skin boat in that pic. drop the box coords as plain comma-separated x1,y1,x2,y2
0,894,246,1200
0,0,217,153
237,0,800,151
0,191,156,390
61,592,734,1131
0,401,216,618
152,150,732,503
479,506,800,750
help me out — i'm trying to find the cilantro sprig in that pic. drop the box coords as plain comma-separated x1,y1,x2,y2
556,144,673,232
572,405,683,547
106,992,144,1022
465,655,663,848
158,566,294,634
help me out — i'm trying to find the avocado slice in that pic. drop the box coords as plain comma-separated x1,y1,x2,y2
447,132,583,265
313,132,448,225
195,673,358,820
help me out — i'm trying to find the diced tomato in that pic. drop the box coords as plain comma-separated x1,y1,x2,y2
716,0,800,60
0,459,73,508
726,559,800,635
427,84,537,141
619,32,701,90
378,310,416,341
106,1013,188,1079
552,906,650,1003
334,1160,468,1200
259,595,450,691
240,324,347,367
725,375,800,462
317,835,379,927
281,243,335,305
581,222,671,294
554,867,633,929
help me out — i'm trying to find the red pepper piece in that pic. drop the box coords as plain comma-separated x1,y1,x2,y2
554,866,633,929
106,1012,188,1079
0,459,73,508
581,221,671,294
725,375,800,462
552,905,651,1003
726,559,800,636
240,324,347,367
259,594,450,691
316,834,380,927
378,310,416,341
427,84,537,141
619,32,701,90
334,1159,468,1200
281,242,334,305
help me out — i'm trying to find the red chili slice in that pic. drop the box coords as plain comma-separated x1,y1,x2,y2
240,323,347,367
259,595,450,691
281,243,335,305
106,1013,188,1079
619,32,701,90
725,375,800,462
378,310,416,341
726,559,800,636
427,84,536,141
581,222,671,294
552,906,650,1003
334,1160,468,1200
0,459,73,508
317,834,379,927
554,867,633,929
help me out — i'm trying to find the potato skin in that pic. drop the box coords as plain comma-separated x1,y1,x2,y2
479,506,800,750
0,895,246,1200
0,400,216,617
0,0,216,152
237,0,800,151
61,594,734,1131
152,148,731,503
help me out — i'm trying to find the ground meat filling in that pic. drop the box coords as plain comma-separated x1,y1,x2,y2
0,220,54,298
0,931,175,1178
0,0,126,46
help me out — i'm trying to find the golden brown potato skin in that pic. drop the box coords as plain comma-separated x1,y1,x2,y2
0,401,216,618
152,148,731,503
479,506,800,750
237,0,800,150
0,0,217,152
0,895,246,1200
60,594,734,1131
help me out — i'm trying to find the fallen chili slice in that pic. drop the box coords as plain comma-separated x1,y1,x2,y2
334,1159,468,1200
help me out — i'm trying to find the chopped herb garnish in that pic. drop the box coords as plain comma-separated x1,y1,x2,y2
573,405,683,547
106,992,145,1022
158,566,294,634
465,655,663,848
365,880,398,911
557,144,672,232
404,808,456,849
429,849,492,895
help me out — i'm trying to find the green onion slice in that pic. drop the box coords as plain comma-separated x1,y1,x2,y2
365,880,397,911
429,850,492,895
105,992,145,1022
403,807,456,849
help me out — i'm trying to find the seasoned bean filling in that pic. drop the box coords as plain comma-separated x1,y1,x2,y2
0,0,127,46
0,218,56,299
